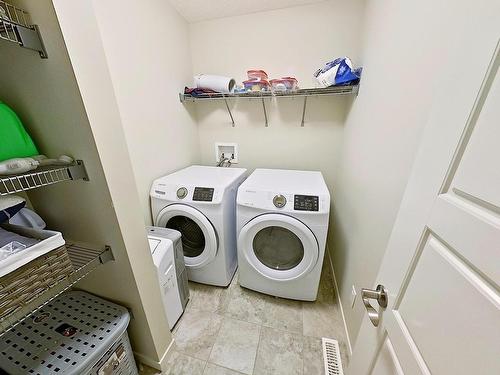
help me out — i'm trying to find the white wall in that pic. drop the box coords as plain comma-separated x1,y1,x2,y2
52,0,178,367
331,0,488,348
189,0,366,192
91,0,200,225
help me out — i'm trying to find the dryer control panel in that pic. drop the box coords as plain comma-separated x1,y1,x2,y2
193,187,215,202
294,195,319,211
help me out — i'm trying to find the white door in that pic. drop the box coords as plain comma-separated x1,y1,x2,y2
156,205,218,269
238,214,319,280
349,28,500,375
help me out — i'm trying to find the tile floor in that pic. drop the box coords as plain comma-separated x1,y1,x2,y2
142,260,348,375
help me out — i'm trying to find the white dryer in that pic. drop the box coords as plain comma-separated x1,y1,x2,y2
151,165,247,286
236,169,330,301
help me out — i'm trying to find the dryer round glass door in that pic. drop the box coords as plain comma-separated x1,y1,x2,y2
238,214,319,281
156,204,218,269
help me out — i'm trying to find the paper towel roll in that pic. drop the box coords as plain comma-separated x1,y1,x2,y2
194,74,236,93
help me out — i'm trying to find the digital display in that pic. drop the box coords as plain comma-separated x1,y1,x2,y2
294,195,319,211
193,187,214,202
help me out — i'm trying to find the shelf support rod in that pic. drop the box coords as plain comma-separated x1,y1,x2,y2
262,98,269,127
301,96,308,127
223,98,235,127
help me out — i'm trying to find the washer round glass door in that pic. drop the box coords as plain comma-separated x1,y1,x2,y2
156,204,218,269
238,214,319,281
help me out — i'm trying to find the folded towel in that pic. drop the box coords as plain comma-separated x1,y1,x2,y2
185,86,219,97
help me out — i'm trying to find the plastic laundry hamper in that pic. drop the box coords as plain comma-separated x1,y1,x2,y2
0,291,138,375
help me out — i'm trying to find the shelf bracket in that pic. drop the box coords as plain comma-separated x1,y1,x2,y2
99,246,115,264
262,98,269,127
223,98,235,127
68,160,89,181
301,96,308,127
15,24,48,58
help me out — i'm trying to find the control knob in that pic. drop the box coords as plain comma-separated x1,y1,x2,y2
273,194,287,208
177,187,188,199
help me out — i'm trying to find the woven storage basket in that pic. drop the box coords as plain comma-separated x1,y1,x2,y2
0,245,73,320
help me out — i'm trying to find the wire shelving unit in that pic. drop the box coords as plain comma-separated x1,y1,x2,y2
0,159,115,334
180,85,359,127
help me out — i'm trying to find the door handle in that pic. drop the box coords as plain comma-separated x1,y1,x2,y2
361,285,388,327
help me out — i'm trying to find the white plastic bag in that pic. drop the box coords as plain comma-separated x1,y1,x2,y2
0,241,27,261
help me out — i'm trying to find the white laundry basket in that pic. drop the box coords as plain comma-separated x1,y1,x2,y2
0,291,138,375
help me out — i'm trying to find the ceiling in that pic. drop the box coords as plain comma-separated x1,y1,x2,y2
169,0,327,23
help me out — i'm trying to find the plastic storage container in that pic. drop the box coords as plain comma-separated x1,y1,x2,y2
0,291,138,375
270,77,298,91
0,102,38,162
247,70,268,80
243,79,270,92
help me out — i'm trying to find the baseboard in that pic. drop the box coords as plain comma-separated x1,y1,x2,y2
134,338,175,372
326,247,353,356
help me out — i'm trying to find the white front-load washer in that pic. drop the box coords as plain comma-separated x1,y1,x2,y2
151,165,247,286
236,169,330,301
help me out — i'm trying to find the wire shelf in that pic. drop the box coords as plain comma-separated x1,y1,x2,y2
180,85,359,127
179,85,359,102
0,242,114,334
0,160,89,196
0,0,47,58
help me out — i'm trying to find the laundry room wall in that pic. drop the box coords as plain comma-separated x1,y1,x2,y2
331,0,490,349
189,0,366,189
89,0,200,225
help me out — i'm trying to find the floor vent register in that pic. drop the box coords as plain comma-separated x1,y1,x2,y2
322,338,345,375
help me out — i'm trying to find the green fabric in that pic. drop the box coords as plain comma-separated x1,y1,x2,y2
0,102,38,162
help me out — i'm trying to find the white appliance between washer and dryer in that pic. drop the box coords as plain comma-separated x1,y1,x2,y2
237,168,330,301
148,231,185,330
150,165,247,286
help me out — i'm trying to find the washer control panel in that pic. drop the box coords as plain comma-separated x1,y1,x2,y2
294,195,319,211
193,187,215,202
